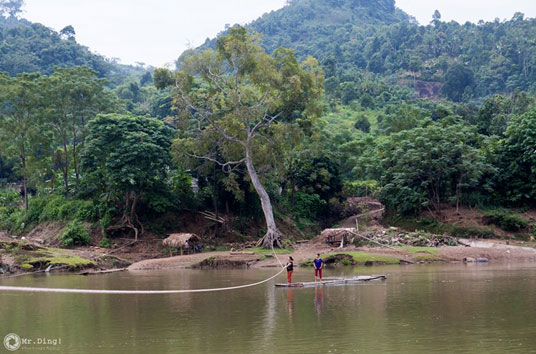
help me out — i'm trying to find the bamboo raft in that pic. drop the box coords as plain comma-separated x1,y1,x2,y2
275,275,386,288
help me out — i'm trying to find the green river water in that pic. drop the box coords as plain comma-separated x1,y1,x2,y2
1,263,535,354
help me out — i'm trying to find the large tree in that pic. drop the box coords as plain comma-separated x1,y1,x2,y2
43,66,117,195
0,72,43,211
496,109,536,205
164,26,323,248
80,114,174,240
362,121,492,215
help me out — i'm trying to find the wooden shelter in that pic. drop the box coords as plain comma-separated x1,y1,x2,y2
322,228,353,247
163,233,201,256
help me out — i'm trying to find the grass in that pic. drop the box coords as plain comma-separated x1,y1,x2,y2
301,252,400,266
395,246,439,255
247,247,293,256
2,241,96,270
414,254,445,262
26,252,95,269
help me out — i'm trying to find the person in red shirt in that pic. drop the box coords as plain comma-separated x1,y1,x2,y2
286,256,294,283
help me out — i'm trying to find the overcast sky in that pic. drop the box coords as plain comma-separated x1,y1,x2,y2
22,0,536,67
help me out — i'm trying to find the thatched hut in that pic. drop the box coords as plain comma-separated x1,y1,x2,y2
322,228,353,247
163,233,201,256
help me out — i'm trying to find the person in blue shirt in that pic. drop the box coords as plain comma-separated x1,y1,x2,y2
313,254,323,282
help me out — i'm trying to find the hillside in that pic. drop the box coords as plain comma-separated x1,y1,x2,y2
191,0,536,102
0,14,144,85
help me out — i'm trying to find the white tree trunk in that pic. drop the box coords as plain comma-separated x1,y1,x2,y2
245,142,282,248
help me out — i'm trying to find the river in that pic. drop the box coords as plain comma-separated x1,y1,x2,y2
1,263,535,353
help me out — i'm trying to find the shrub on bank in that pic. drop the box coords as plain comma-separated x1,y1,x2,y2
59,220,91,247
483,211,528,232
0,195,105,234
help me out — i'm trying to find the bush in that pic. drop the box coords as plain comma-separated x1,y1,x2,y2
0,189,21,209
98,237,111,248
343,180,380,198
0,207,25,233
419,217,439,227
24,196,103,227
354,115,371,133
448,225,497,239
59,220,91,247
483,211,528,232
293,192,326,220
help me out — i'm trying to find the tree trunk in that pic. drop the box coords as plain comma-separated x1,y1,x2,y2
62,136,70,196
245,142,282,248
130,193,139,241
21,150,28,212
290,172,296,209
18,115,28,212
72,131,79,188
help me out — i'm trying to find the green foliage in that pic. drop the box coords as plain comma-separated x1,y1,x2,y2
418,217,439,227
0,206,24,232
294,156,342,202
293,192,326,219
81,114,174,201
354,115,371,133
362,121,492,215
342,180,379,198
80,113,175,237
58,220,91,247
0,189,20,208
321,252,400,265
483,211,528,232
496,110,536,205
0,195,104,233
27,196,97,224
442,64,474,102
98,237,111,248
153,68,175,89
0,14,144,83
196,0,536,103
474,91,533,136
384,214,498,239
247,246,293,255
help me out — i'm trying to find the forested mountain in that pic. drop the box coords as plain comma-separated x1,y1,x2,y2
0,11,144,85
194,0,536,102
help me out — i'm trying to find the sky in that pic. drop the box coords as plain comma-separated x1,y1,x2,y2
22,0,536,68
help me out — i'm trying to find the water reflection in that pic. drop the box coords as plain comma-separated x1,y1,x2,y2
287,289,293,315
314,287,323,317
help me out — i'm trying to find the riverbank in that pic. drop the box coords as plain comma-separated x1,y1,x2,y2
127,238,536,271
3,230,536,277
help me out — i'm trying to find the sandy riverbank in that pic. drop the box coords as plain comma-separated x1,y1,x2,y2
127,238,536,271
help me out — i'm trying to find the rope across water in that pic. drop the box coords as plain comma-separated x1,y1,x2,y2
0,244,286,295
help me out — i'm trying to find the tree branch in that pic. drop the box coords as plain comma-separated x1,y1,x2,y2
176,86,245,146
186,152,245,173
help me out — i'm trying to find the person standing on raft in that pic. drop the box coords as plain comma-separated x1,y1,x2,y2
286,256,294,283
313,254,324,282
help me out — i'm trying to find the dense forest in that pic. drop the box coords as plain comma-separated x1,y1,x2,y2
0,1,144,84
197,0,536,102
1,0,536,248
